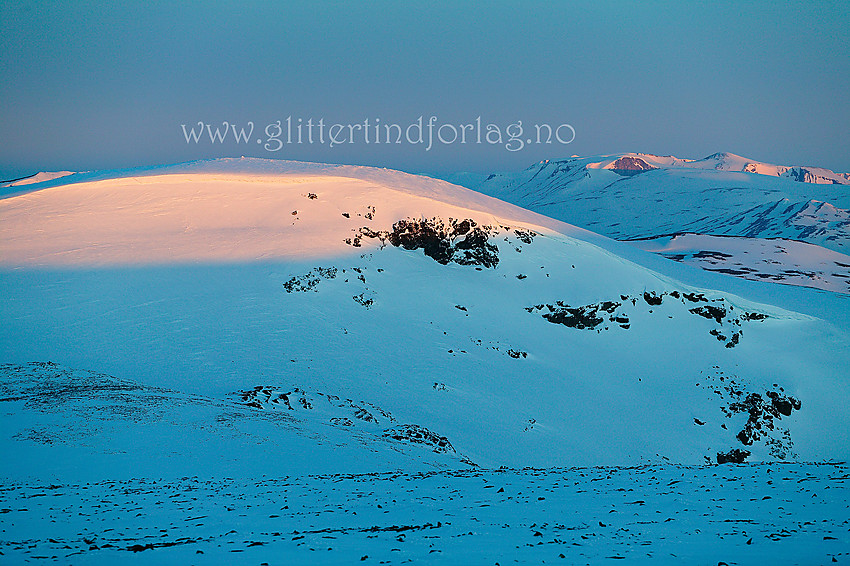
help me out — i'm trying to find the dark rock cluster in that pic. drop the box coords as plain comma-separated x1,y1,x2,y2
283,266,337,293
355,217,500,268
701,369,802,460
383,424,455,454
513,229,536,244
237,385,397,425
726,390,802,446
527,290,767,348
352,293,374,308
526,300,624,331
716,448,751,464
236,385,472,462
689,305,727,324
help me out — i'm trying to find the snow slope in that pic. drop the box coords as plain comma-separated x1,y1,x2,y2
2,158,849,478
630,233,850,294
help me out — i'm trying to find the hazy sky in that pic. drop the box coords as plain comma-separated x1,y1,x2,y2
1,0,848,179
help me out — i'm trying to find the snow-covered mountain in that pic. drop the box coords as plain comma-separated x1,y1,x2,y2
2,157,848,475
2,158,849,563
440,153,850,292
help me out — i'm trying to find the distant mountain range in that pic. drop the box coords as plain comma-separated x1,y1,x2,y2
588,152,849,184
439,152,850,292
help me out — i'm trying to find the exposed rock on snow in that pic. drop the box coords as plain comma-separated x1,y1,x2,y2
716,448,751,464
283,266,338,292
699,369,801,460
235,384,471,463
383,424,456,454
526,291,767,348
609,156,657,176
237,385,393,425
356,217,501,268
726,390,801,447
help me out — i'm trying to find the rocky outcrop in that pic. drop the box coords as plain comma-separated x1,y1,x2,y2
237,385,393,425
283,266,337,292
726,390,801,446
357,218,500,268
782,166,850,185
699,368,802,460
527,302,612,330
237,385,472,463
527,291,766,347
383,424,455,454
609,156,656,176
716,448,751,464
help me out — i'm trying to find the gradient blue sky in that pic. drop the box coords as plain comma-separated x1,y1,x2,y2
1,0,848,179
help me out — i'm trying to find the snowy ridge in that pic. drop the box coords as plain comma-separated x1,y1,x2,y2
0,170,75,188
0,159,600,267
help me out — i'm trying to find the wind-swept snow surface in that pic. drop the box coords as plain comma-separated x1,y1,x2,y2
2,462,847,565
1,159,848,563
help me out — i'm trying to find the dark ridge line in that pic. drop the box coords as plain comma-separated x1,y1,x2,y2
0,172,38,184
